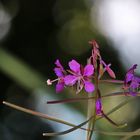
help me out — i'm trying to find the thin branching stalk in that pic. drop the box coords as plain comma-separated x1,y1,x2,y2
2,97,136,137
46,92,140,104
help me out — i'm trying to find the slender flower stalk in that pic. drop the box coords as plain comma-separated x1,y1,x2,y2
87,40,100,140
46,91,140,105
87,66,98,140
1,101,135,137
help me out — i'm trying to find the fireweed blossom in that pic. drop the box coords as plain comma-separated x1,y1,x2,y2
47,59,66,93
43,40,131,138
64,60,95,93
123,64,140,96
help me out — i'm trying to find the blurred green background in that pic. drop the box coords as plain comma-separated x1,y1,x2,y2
0,0,140,140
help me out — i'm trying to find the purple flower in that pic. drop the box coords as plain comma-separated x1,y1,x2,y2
64,60,95,93
124,64,140,96
47,59,65,93
96,99,103,116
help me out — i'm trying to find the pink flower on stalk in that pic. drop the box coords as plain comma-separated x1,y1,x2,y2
47,59,65,93
64,60,95,93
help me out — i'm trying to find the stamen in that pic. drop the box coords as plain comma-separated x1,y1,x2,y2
66,69,77,76
46,79,52,85
46,78,60,85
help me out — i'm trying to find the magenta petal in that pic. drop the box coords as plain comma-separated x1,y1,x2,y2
84,81,95,93
127,64,137,73
56,82,64,93
69,60,80,73
129,91,137,96
135,76,140,83
55,59,64,70
96,99,102,115
54,68,63,77
130,80,139,89
83,64,94,76
64,75,77,85
126,73,134,83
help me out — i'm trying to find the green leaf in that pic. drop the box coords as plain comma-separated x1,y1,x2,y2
0,48,44,90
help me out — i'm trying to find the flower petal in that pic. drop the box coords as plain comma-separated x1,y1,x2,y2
55,59,64,70
96,99,102,115
127,64,137,74
130,81,139,89
83,64,94,76
56,82,64,93
54,68,63,77
64,75,78,86
84,81,95,93
69,60,80,73
129,91,137,96
134,76,140,83
125,73,134,83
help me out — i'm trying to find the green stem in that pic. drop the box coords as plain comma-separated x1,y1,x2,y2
120,128,140,140
99,79,124,84
86,93,94,139
3,97,135,137
95,128,140,136
2,101,89,131
43,115,94,136
87,67,99,140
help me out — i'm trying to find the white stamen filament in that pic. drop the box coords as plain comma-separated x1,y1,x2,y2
46,78,60,85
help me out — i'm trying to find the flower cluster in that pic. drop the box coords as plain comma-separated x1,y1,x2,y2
47,40,116,95
47,40,117,116
46,40,140,133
